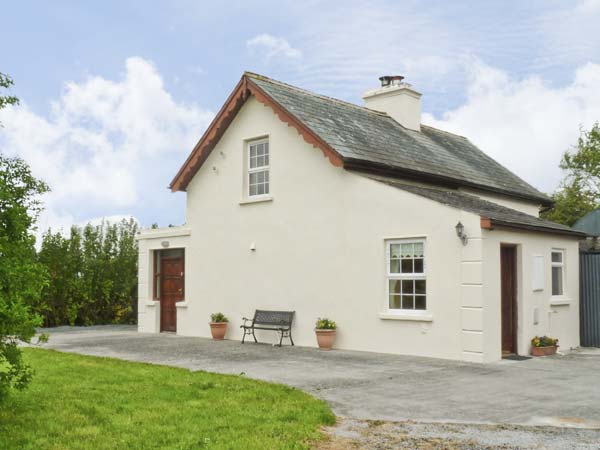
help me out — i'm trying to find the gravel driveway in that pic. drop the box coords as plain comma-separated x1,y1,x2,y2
39,325,600,448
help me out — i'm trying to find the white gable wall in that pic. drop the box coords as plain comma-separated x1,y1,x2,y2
179,96,471,359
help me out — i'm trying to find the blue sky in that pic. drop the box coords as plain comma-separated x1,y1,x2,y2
1,0,600,232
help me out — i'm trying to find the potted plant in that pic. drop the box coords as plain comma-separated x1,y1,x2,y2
315,318,337,350
209,312,229,340
531,335,559,356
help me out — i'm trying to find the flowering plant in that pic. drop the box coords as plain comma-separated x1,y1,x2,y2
531,336,558,348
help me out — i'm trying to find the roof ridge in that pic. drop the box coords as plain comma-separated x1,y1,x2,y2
244,71,390,118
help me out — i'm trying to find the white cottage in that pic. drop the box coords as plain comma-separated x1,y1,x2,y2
137,73,584,362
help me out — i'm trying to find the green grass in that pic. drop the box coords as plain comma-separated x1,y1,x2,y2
0,349,335,450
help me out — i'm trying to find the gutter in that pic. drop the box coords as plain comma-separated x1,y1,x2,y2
344,159,552,208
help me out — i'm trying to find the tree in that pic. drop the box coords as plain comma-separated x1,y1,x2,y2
37,219,138,326
542,124,600,226
561,123,600,199
0,73,19,126
0,72,48,400
0,155,49,400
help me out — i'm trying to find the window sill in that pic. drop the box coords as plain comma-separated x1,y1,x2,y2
145,300,160,307
379,312,433,322
550,298,571,306
175,301,188,308
239,195,273,205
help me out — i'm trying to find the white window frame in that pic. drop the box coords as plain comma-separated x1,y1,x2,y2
550,249,565,297
247,138,270,198
385,238,427,315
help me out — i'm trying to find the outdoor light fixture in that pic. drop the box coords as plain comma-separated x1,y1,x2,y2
455,222,468,246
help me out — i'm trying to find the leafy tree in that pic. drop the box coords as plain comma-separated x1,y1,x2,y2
0,73,19,115
542,179,597,226
0,72,48,400
561,123,600,198
542,124,600,226
37,219,138,326
0,155,49,400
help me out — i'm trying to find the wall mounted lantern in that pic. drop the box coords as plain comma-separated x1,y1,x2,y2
455,222,468,246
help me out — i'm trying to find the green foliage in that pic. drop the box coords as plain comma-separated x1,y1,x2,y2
542,123,600,225
561,122,600,196
315,318,337,330
0,349,335,449
0,153,49,401
541,178,597,226
37,219,139,326
531,336,558,348
0,73,19,123
210,312,229,323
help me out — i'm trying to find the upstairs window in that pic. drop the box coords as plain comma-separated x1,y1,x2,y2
551,250,564,296
248,139,269,197
386,239,426,311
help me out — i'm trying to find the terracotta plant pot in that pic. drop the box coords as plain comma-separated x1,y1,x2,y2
209,322,228,340
531,345,557,356
315,329,336,350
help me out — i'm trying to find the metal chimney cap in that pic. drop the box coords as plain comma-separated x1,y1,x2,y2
379,75,405,87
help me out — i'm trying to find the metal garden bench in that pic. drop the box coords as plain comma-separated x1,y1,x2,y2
240,310,295,346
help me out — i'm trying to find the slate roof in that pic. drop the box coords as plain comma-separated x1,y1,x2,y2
363,174,584,237
246,72,551,205
573,208,600,237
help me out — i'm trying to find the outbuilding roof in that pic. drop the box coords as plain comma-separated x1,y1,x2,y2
171,72,550,206
365,175,584,237
573,209,600,237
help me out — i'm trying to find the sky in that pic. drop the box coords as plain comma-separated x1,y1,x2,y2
1,0,600,234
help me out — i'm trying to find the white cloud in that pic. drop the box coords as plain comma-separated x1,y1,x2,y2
423,62,600,194
0,57,213,233
246,33,302,61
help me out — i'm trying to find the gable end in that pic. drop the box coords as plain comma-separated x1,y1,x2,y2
170,74,343,192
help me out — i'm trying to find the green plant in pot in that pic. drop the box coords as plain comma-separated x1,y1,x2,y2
530,335,558,356
209,312,229,340
315,318,337,350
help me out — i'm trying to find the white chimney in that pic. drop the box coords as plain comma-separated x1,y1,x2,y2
362,75,421,131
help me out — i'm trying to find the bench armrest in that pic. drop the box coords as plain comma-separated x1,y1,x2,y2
241,317,253,327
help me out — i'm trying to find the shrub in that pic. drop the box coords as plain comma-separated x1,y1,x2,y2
210,312,229,323
315,318,337,330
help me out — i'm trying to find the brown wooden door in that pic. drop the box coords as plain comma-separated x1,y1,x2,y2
160,256,184,332
500,245,517,354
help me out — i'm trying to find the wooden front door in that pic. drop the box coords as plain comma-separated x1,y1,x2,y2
160,255,184,332
500,245,517,355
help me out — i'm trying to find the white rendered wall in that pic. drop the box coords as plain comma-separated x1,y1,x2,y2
178,95,472,360
138,94,580,363
460,188,542,217
481,229,580,359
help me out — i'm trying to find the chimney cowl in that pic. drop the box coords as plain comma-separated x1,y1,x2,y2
379,75,405,88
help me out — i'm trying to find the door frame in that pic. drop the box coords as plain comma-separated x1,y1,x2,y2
500,244,518,356
155,249,185,332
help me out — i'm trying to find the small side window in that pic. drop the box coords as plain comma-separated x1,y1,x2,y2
551,250,564,296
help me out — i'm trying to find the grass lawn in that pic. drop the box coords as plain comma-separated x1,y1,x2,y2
0,348,335,450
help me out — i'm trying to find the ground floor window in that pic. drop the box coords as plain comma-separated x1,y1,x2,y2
386,239,426,311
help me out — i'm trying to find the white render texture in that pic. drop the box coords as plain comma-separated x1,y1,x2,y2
137,95,580,362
